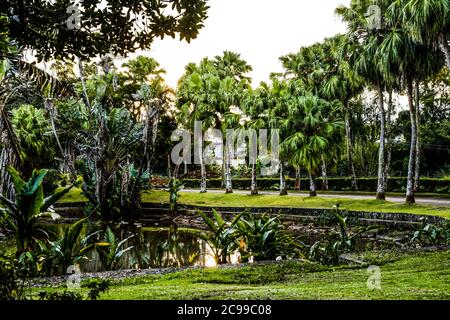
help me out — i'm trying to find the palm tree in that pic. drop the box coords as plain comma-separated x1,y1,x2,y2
280,92,344,196
177,54,252,194
337,0,443,204
402,0,450,69
321,35,364,191
267,79,291,196
380,1,443,203
281,35,363,191
242,87,266,195
213,52,252,194
337,0,401,201
177,63,219,193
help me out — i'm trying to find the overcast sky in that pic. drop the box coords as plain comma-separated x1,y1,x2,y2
127,0,350,88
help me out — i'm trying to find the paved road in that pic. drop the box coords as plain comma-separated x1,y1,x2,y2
181,189,450,207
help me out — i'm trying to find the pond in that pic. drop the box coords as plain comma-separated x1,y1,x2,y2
47,222,239,273
0,214,408,275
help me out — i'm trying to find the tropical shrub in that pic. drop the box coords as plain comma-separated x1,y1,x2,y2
38,279,111,300
0,166,81,255
84,279,111,300
236,214,303,261
166,177,184,212
95,227,135,271
49,218,96,273
0,253,31,300
193,209,246,264
411,221,450,246
305,204,365,265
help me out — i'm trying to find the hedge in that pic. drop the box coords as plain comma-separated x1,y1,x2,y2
181,177,450,194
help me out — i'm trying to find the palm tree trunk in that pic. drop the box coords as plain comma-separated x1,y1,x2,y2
279,162,288,196
167,155,172,179
414,81,421,193
225,145,233,193
406,78,417,204
309,174,317,197
344,106,358,191
295,168,301,191
321,155,328,191
45,99,77,180
200,161,207,193
251,162,258,195
376,86,387,200
77,59,91,110
384,90,393,187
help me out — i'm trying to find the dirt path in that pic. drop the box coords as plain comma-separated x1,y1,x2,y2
182,189,450,207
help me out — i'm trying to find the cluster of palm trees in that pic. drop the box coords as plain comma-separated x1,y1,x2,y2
175,0,450,204
1,0,449,209
337,0,447,203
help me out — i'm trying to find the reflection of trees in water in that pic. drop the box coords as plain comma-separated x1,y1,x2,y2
49,222,205,272
128,224,202,269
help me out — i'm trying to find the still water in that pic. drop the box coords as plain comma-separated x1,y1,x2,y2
51,222,236,273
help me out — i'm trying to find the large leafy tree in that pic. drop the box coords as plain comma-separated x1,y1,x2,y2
11,104,55,178
1,0,209,61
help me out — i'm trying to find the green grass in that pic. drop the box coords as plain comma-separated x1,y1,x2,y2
57,188,450,219
56,187,88,203
141,190,450,219
301,190,450,199
37,250,450,300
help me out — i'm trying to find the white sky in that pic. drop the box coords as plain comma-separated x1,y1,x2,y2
126,0,350,88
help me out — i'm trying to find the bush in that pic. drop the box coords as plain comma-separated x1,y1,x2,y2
0,254,31,300
180,177,450,194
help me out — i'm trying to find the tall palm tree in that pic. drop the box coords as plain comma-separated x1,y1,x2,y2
281,35,364,191
177,68,217,193
403,0,450,69
241,86,267,195
380,0,443,203
338,0,443,203
337,0,398,201
177,53,252,194
280,92,344,196
213,52,252,194
321,35,365,191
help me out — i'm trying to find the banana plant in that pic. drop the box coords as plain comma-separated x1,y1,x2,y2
0,165,81,255
95,227,135,271
236,214,303,261
193,209,247,264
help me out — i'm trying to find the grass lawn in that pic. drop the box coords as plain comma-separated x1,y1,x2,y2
141,190,450,219
37,250,450,300
57,188,450,219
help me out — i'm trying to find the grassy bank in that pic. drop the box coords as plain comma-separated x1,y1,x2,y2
36,250,450,300
141,190,450,219
57,188,450,219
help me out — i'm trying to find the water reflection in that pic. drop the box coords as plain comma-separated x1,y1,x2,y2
56,222,241,272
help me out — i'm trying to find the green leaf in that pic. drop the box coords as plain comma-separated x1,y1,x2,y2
5,165,25,192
